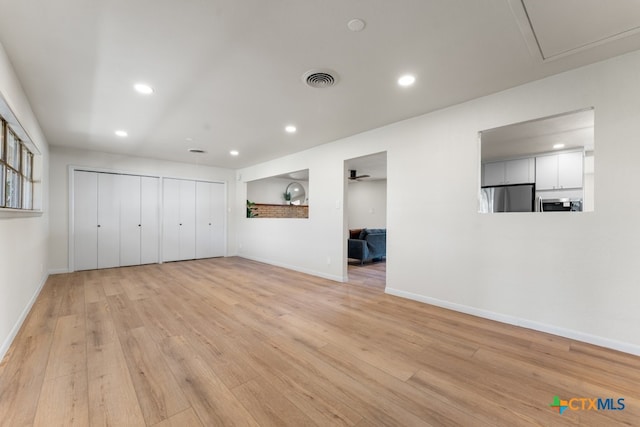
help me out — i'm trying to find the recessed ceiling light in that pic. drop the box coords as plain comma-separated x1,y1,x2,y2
347,18,366,32
115,130,128,137
553,143,566,149
398,74,416,87
134,83,154,95
285,125,297,133
230,150,239,156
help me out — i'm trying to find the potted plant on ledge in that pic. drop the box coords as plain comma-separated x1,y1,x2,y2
246,200,258,218
283,192,291,205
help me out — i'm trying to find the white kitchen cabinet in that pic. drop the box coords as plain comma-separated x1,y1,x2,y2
73,171,160,271
558,152,584,189
483,158,534,186
162,178,197,262
195,181,226,259
483,162,505,186
535,151,583,190
505,158,534,184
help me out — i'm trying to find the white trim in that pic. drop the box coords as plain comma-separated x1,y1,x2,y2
48,268,70,275
0,209,44,218
385,287,640,357
239,255,345,283
68,165,75,272
69,164,162,179
0,272,48,363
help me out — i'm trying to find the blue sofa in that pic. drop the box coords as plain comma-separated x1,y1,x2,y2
348,228,386,264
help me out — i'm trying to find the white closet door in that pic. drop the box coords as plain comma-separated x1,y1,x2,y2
209,182,226,257
119,175,141,267
97,173,120,269
140,177,159,264
74,170,98,271
195,181,212,258
179,179,196,260
196,181,226,259
162,178,181,262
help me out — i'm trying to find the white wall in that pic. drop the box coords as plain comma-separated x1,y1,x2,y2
347,180,387,230
237,50,640,355
247,176,309,205
0,43,50,361
48,146,237,273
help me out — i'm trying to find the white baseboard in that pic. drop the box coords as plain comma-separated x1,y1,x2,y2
238,255,346,283
385,287,640,357
0,272,49,363
48,268,70,275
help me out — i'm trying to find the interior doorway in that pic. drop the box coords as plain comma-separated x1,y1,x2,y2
344,152,387,290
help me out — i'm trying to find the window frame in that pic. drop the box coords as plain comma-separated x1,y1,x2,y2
0,118,35,210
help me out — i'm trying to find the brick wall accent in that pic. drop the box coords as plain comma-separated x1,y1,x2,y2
252,203,309,218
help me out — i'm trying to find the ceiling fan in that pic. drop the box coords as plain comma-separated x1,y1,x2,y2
348,170,370,181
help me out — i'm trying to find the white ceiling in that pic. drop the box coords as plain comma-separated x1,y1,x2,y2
481,108,594,162
0,1,639,168
346,152,387,181
522,0,640,59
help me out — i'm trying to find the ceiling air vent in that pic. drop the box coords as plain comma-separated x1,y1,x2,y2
188,148,206,154
302,69,338,88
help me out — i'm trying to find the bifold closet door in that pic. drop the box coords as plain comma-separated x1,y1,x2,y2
140,176,159,264
74,171,160,270
119,174,141,267
97,173,120,269
178,179,196,260
196,181,225,258
209,182,226,257
162,178,181,262
162,178,196,261
74,171,98,271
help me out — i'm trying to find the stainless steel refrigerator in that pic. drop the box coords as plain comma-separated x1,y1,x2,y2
480,184,535,213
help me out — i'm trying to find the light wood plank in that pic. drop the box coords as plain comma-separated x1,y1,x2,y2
86,301,146,426
119,327,190,425
160,335,260,427
44,314,86,380
151,407,204,427
232,377,316,427
33,370,89,427
0,278,63,426
88,370,146,427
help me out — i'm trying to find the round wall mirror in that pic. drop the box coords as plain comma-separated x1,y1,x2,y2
286,182,306,205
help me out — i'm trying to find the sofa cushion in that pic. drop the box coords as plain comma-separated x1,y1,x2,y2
358,228,368,239
358,228,386,239
366,228,386,235
349,228,363,239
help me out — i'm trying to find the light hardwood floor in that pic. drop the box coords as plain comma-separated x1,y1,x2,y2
0,257,638,426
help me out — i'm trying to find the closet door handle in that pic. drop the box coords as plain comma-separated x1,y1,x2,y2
97,224,101,228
